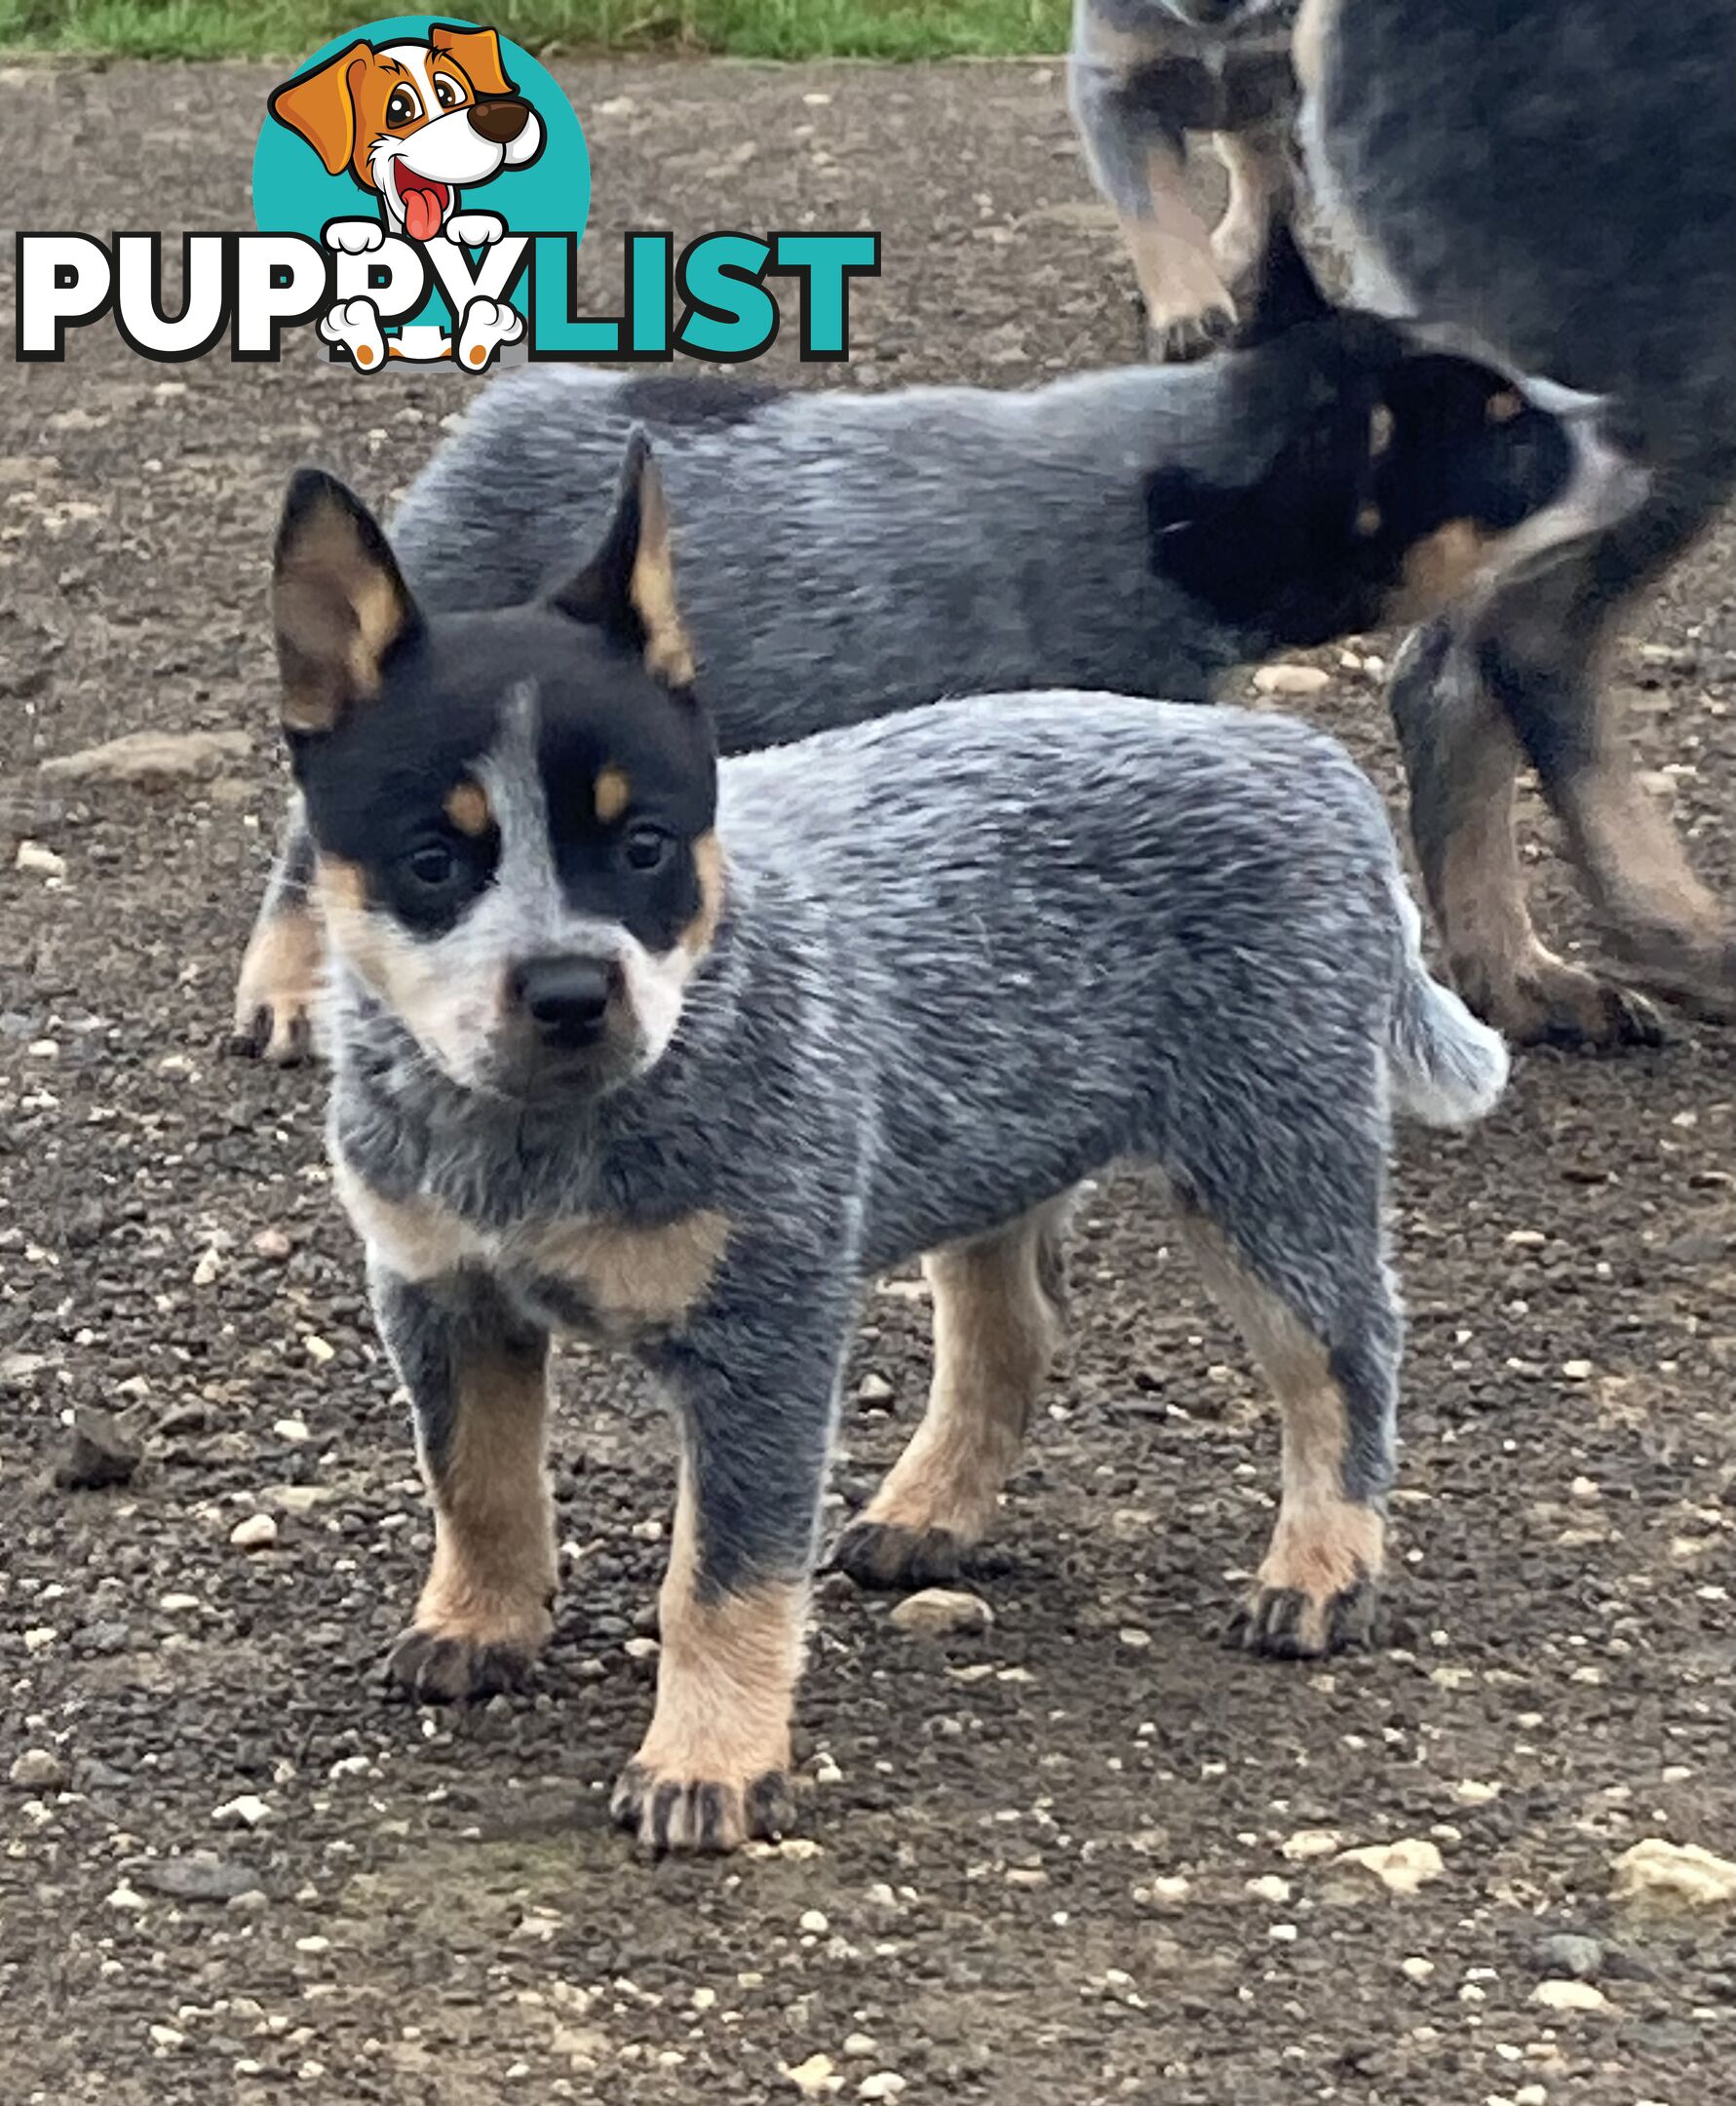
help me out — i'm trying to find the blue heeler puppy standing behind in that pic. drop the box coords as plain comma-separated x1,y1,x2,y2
235,234,1643,1061
273,430,1510,1853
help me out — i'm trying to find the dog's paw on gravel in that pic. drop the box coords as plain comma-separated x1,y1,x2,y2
829,1518,970,1590
609,1761,796,1854
1226,1577,1380,1659
383,1626,536,1702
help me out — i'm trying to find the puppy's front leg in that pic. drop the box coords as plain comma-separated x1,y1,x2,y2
231,794,324,1064
615,1305,845,1853
372,1268,557,1701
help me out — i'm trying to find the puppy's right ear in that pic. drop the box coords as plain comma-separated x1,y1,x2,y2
271,470,420,734
1238,220,1333,347
548,428,696,689
267,45,367,176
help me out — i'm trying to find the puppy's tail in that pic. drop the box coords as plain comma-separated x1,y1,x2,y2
1385,882,1510,1128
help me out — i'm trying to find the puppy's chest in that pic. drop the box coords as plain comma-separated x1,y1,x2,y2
333,1160,728,1346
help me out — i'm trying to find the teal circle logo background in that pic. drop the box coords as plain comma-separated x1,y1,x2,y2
251,15,589,330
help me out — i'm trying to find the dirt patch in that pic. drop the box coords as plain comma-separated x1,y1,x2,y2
3,55,1735,2106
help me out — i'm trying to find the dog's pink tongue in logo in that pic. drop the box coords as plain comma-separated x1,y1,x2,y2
394,164,449,243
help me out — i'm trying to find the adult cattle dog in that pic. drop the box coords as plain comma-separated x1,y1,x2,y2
1070,0,1736,1044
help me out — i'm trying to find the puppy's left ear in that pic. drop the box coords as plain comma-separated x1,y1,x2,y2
429,21,516,98
549,429,696,689
271,470,421,735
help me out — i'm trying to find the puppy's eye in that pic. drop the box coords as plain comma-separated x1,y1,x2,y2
433,74,462,110
405,841,456,889
385,86,422,128
622,825,673,874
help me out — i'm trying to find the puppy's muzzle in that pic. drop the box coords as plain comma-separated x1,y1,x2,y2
470,97,534,146
513,955,620,1051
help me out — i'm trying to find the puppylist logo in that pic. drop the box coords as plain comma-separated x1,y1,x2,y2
15,15,880,372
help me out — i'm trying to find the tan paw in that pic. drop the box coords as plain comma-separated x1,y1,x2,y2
1229,1501,1385,1658
609,1760,796,1854
384,1624,539,1701
831,1517,969,1590
230,906,323,1064
1227,1575,1379,1658
1461,950,1665,1052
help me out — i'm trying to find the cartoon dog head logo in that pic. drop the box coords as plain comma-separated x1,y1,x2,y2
254,16,588,370
269,22,544,244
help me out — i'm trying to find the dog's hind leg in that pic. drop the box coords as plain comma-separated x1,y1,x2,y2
833,1194,1072,1590
231,794,327,1063
1387,621,1667,1049
1477,531,1736,1023
1176,1182,1396,1659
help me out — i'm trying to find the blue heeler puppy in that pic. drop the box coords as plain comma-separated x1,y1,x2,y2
234,239,1640,1060
274,430,1512,1852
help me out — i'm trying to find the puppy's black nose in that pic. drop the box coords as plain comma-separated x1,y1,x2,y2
470,96,532,145
513,956,615,1048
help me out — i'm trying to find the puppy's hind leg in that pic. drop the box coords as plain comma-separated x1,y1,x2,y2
1479,541,1736,1024
834,1194,1072,1590
231,795,327,1064
1177,1195,1397,1659
1387,619,1665,1051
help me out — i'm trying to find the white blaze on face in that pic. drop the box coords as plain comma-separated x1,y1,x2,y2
322,683,704,1095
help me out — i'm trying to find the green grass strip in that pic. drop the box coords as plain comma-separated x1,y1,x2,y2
0,0,1073,62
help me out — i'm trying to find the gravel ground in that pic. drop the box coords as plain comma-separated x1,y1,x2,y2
3,53,1735,2106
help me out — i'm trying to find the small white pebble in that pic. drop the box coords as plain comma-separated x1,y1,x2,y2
229,1513,279,1551
1531,1979,1609,2013
798,1909,829,1935
16,841,67,878
1253,662,1331,697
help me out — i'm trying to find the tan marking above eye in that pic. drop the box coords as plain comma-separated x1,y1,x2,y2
1355,501,1383,537
594,767,631,825
1370,403,1395,458
444,781,490,836
1487,388,1524,425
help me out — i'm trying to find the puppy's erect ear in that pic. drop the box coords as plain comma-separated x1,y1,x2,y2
272,470,420,735
1238,220,1333,347
548,429,696,689
429,22,516,98
268,44,367,176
